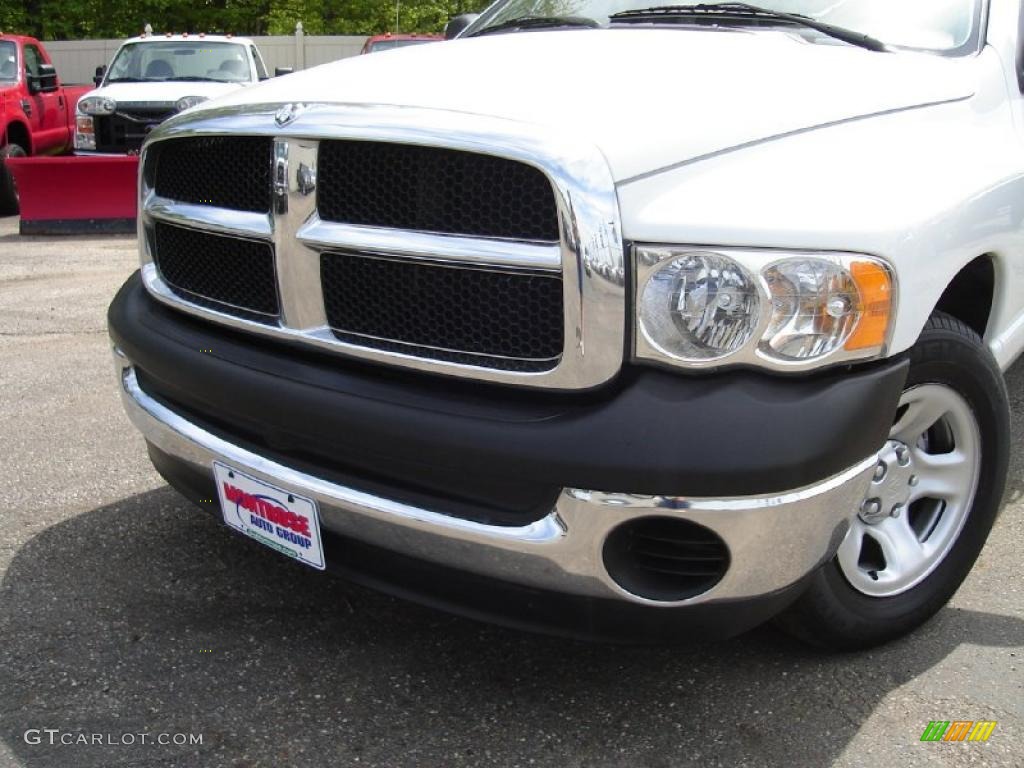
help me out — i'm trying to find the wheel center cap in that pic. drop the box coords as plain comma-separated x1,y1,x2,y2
860,440,917,524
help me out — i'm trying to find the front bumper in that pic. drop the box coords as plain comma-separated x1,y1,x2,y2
117,353,878,611
109,274,909,635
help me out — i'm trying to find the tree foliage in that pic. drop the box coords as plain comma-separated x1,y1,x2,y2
0,0,491,39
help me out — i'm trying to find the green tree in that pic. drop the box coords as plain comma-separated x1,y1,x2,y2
0,0,490,39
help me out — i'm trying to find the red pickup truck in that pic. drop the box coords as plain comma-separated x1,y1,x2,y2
1,35,90,213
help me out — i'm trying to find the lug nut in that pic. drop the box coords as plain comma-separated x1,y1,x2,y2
909,475,919,487
861,499,882,518
891,504,903,518
873,462,887,482
895,445,911,466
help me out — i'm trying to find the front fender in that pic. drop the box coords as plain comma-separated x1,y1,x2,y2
616,82,1023,363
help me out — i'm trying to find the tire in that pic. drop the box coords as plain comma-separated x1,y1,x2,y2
776,312,1010,650
0,143,27,215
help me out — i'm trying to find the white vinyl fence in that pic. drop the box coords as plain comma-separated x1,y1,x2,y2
44,27,368,85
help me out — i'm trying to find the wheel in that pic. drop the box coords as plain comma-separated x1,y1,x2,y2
777,312,1010,650
0,143,27,215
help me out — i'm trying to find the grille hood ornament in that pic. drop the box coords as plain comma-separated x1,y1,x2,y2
275,103,305,127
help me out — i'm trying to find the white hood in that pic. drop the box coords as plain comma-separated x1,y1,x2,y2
82,79,249,108
204,28,973,181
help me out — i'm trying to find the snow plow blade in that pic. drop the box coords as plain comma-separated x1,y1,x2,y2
6,155,137,236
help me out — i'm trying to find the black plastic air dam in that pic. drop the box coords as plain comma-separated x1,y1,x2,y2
109,271,909,499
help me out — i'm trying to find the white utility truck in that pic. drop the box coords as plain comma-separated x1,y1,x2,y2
75,34,274,154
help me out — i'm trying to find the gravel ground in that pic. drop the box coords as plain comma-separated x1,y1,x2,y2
0,214,1020,768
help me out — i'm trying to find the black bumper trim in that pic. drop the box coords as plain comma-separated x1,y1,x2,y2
20,218,136,236
109,271,908,498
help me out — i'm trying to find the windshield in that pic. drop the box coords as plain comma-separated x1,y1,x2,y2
105,41,251,84
470,0,984,54
0,41,16,82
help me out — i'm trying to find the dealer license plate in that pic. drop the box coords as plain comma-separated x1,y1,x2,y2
213,462,325,570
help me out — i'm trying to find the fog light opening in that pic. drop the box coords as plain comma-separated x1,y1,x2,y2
602,516,729,602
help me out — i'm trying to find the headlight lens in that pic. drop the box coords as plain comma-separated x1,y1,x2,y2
175,95,208,112
635,247,894,371
78,96,116,115
761,258,861,360
74,115,96,150
638,251,760,361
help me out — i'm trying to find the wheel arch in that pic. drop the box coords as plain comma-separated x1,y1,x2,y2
2,120,33,155
929,255,996,341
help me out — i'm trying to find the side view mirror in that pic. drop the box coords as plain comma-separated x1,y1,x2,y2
445,13,480,39
274,67,294,77
94,65,106,87
28,63,59,94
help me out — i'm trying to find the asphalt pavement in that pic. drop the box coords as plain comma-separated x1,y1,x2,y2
0,214,1020,768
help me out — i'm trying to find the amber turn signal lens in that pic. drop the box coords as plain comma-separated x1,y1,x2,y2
846,261,893,351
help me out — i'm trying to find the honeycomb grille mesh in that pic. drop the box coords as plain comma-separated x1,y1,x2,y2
153,222,279,322
317,141,560,241
321,252,563,369
151,137,272,213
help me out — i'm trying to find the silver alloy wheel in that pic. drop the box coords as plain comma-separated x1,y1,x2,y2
838,384,982,598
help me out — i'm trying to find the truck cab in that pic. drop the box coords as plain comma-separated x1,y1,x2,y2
1,34,90,212
75,34,269,155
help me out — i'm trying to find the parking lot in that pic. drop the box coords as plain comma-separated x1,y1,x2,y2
0,212,1020,768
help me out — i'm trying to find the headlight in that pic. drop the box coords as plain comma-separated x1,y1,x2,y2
635,247,894,372
175,95,208,112
74,115,96,151
78,96,116,115
638,251,760,361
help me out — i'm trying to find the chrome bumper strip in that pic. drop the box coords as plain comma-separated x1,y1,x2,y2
116,352,876,607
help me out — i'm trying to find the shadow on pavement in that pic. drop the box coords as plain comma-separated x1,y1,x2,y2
1,483,1022,768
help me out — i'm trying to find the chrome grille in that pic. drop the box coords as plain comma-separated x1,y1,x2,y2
95,108,177,153
138,104,625,390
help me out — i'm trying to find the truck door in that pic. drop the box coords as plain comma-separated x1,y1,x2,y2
23,43,66,154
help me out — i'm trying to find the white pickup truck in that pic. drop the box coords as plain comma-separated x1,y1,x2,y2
109,0,1018,649
75,34,274,154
